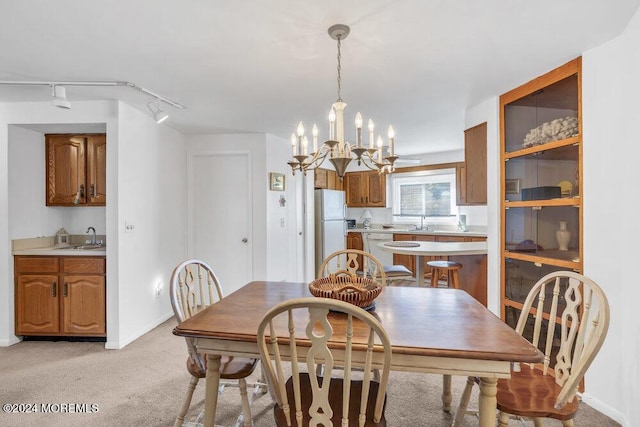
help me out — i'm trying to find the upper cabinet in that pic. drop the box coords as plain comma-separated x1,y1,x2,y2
457,122,487,205
46,134,106,206
344,171,386,207
313,168,342,191
500,58,582,324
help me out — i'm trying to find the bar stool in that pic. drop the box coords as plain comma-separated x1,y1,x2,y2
426,260,462,289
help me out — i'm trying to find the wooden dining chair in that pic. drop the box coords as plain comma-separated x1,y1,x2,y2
317,249,387,287
453,271,610,427
257,297,392,426
170,259,261,427
361,233,413,286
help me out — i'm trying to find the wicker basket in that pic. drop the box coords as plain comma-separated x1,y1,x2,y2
309,274,382,308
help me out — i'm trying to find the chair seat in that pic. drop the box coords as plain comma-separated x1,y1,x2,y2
496,368,579,421
426,260,462,270
187,354,258,380
382,264,412,276
274,373,386,426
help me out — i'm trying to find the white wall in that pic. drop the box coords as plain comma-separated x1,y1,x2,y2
265,134,301,281
113,102,186,349
580,11,640,425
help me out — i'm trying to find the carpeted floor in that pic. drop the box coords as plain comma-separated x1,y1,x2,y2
0,317,620,427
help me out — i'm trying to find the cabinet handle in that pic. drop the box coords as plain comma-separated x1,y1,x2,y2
79,184,85,198
90,184,95,198
63,282,68,297
52,281,57,297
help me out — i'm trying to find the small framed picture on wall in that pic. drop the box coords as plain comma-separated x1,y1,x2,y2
270,173,285,191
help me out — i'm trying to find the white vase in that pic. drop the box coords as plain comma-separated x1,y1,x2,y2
556,221,571,251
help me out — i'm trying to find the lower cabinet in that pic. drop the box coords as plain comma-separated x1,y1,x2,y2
346,232,364,269
15,256,106,337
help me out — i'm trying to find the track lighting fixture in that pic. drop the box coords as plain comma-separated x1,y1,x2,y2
51,85,71,109
147,99,169,124
0,80,185,122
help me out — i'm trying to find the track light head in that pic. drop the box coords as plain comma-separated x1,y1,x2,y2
51,85,71,109
147,99,169,124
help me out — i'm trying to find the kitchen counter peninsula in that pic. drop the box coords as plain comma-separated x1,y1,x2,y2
349,226,487,238
346,227,488,305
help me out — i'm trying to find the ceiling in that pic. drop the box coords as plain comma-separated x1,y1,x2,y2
1,1,638,156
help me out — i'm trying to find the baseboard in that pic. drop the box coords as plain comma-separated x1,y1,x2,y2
0,335,22,347
105,311,174,349
581,392,629,426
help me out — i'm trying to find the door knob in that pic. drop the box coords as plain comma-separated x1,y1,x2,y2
242,238,248,243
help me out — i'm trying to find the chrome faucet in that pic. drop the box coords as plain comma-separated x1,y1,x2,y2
86,227,97,245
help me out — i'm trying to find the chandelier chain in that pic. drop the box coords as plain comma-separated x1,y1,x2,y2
336,35,342,102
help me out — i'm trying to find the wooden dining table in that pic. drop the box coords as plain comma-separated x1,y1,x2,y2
173,281,542,427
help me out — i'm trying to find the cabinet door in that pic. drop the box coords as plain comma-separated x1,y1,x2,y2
366,172,386,207
314,169,328,189
46,135,86,205
87,135,107,205
346,232,364,270
456,164,467,205
461,122,487,205
344,173,364,207
16,274,60,334
392,234,415,273
62,275,106,335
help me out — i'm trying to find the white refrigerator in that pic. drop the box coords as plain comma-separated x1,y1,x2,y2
314,189,347,274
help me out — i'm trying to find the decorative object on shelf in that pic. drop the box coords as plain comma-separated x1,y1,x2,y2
514,239,543,253
556,221,571,251
287,24,399,180
505,179,521,194
522,116,578,148
269,172,285,191
557,180,573,197
361,209,373,229
309,274,382,309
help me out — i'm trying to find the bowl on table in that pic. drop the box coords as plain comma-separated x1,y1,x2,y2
309,274,382,310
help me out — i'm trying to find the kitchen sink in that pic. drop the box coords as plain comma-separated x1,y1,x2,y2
55,244,105,250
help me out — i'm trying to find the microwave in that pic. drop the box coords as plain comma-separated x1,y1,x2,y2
346,219,356,229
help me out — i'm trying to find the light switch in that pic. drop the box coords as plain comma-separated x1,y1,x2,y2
280,218,285,227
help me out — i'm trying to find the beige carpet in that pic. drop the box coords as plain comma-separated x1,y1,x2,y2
0,318,620,427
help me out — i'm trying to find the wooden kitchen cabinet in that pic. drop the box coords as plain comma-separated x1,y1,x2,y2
313,168,342,190
46,134,106,206
15,256,106,337
457,122,487,205
344,171,386,207
346,232,364,269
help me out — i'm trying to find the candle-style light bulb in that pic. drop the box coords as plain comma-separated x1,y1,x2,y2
297,121,305,137
355,112,363,129
290,132,297,157
368,119,374,149
328,109,336,141
312,124,318,153
302,136,308,155
355,112,363,147
388,125,395,157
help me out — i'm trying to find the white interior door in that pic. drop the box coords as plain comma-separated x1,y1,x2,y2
188,151,252,296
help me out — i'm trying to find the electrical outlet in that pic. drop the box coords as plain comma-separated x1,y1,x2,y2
125,221,135,233
280,218,285,227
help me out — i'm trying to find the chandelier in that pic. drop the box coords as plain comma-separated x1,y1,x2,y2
287,24,399,180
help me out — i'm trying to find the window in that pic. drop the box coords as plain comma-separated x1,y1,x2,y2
392,168,458,225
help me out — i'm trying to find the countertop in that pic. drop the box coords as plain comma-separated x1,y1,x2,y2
348,227,487,238
12,236,106,256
